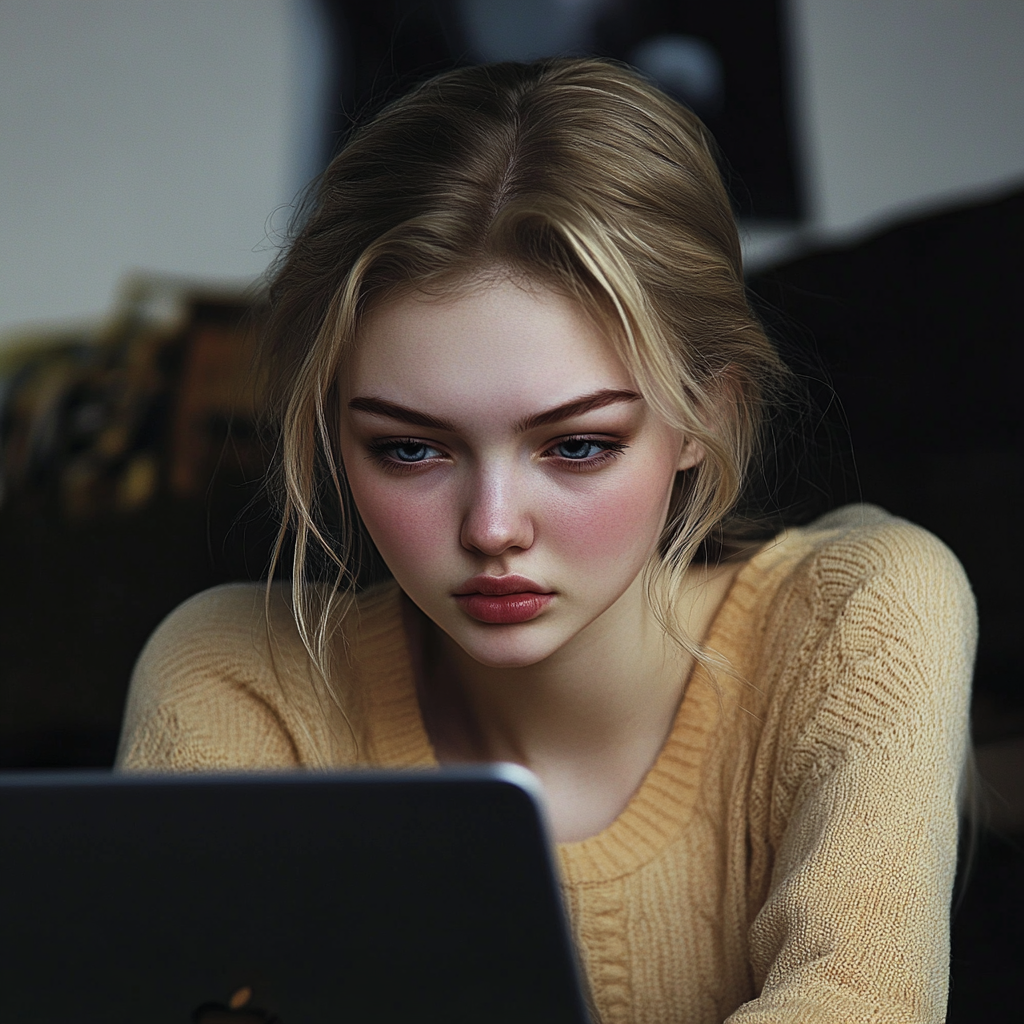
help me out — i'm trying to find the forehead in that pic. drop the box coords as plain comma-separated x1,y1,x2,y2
347,277,633,411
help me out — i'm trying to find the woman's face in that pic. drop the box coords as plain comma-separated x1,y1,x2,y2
338,276,701,669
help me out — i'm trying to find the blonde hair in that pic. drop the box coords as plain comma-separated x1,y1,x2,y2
260,57,790,698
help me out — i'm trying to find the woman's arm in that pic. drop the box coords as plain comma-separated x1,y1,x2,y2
730,521,976,1023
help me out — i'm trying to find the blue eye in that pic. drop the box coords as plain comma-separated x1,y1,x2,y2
366,438,445,470
555,438,604,460
547,437,629,468
391,442,434,462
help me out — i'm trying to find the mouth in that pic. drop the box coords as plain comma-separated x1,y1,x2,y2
453,575,554,624
454,574,551,597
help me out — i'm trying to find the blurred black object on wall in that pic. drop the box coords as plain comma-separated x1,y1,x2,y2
318,0,804,221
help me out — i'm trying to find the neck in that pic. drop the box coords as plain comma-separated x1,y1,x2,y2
412,561,741,842
439,574,684,760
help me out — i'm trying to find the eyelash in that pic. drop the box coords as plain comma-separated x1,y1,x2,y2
549,437,629,471
365,438,445,475
364,436,629,474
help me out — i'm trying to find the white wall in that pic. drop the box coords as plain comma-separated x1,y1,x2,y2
795,0,1024,232
745,0,1024,267
0,0,325,345
2,0,1023,342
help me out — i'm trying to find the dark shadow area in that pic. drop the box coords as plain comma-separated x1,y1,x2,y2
0,489,276,769
949,827,1024,1022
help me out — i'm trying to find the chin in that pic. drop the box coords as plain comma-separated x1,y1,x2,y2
445,620,570,670
463,648,553,670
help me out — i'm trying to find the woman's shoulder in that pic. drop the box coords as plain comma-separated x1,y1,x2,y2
116,582,306,770
746,505,976,757
126,582,299,699
116,580,407,771
748,503,974,619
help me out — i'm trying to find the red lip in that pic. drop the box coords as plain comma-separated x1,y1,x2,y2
453,575,554,624
454,574,551,597
454,593,553,624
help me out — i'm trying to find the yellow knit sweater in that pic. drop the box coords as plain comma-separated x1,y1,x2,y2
117,506,976,1023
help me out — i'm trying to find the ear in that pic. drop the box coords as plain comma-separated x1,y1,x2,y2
676,365,742,473
677,435,706,472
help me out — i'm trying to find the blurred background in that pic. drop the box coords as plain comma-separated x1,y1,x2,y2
4,0,1024,335
1,2,1022,1018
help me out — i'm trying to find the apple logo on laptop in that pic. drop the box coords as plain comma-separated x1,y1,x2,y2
192,985,282,1023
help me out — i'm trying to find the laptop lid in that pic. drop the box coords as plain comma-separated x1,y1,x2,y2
0,765,591,1024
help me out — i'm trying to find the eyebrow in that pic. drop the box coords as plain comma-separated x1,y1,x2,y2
515,388,641,431
347,388,642,434
347,396,457,431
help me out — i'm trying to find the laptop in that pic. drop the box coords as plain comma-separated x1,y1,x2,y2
0,765,592,1024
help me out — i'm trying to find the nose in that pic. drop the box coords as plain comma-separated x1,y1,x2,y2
460,463,535,557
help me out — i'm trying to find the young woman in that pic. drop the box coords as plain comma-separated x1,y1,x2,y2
117,59,975,1023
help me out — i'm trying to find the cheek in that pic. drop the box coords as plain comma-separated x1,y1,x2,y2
546,461,675,569
345,468,453,573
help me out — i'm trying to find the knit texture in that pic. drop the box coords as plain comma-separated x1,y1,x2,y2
117,505,976,1023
